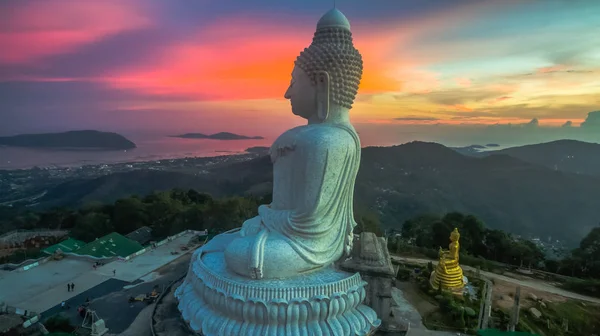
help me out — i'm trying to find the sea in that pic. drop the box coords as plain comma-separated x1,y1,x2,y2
0,134,273,170
0,128,521,170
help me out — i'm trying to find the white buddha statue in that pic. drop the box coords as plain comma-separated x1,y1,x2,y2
205,10,364,280
176,10,380,335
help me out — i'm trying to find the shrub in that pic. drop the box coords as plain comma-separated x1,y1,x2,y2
396,268,411,281
464,307,476,317
44,315,75,333
559,279,600,298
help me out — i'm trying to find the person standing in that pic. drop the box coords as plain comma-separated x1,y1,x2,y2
71,283,75,292
67,283,71,292
113,269,116,276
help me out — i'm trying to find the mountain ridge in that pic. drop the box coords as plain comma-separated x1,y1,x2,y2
470,139,600,176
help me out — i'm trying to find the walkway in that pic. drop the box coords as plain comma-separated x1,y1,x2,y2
98,231,196,282
391,256,600,304
0,231,199,315
0,258,96,311
42,252,193,334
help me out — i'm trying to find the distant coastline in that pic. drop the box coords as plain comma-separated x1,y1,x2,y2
0,135,270,170
0,130,136,151
170,132,264,140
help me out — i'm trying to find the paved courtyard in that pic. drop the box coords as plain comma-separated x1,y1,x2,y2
0,258,96,311
0,231,199,315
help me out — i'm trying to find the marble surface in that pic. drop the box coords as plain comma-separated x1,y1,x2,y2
175,249,380,335
204,251,353,287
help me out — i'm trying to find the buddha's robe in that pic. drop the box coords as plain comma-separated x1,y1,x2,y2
224,122,361,279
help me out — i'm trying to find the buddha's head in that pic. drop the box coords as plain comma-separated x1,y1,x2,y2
450,228,460,242
284,9,363,122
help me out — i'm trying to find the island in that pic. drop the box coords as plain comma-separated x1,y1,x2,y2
170,132,264,140
245,146,269,154
0,130,136,150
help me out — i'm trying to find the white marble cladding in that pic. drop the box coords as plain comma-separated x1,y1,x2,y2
175,249,380,335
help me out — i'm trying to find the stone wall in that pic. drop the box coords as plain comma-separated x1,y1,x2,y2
0,229,68,247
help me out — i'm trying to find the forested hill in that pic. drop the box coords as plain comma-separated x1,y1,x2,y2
481,140,600,177
0,130,136,150
31,141,600,245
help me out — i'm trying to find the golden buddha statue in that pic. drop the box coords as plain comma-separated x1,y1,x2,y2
430,228,465,293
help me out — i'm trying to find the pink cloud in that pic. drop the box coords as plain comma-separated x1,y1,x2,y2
455,77,472,87
0,0,152,65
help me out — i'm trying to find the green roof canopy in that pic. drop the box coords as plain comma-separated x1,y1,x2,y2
42,237,86,255
74,232,143,258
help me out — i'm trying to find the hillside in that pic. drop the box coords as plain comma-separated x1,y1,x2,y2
33,141,600,245
0,130,136,150
481,140,600,177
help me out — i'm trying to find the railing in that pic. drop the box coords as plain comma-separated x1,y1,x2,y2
0,255,49,271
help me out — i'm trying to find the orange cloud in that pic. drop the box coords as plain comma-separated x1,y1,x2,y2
0,0,151,65
453,104,473,112
103,18,411,100
536,65,569,73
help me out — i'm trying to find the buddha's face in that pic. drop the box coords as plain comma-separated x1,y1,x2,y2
450,232,460,241
284,66,317,120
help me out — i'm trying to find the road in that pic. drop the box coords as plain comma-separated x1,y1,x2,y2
391,255,600,304
42,253,191,334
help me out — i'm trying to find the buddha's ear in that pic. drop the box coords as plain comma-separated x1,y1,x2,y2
316,71,330,121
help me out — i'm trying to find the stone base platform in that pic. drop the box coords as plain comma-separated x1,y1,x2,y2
175,249,381,336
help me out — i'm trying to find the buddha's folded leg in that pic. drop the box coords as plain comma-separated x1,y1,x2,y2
201,230,239,254
224,232,320,279
240,216,263,237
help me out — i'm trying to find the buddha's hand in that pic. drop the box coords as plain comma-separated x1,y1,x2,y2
240,216,264,237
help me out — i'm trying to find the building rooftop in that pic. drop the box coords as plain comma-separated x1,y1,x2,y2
125,226,153,246
74,232,143,258
42,237,86,255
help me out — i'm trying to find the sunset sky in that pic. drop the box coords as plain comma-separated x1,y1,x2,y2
1,0,599,146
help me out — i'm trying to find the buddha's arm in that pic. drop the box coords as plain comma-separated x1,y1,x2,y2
260,128,357,233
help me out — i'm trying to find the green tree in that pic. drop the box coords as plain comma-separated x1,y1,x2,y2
112,197,148,234
186,189,213,204
38,207,71,230
431,220,453,249
354,211,383,236
458,214,486,256
145,192,185,238
483,229,509,262
71,212,113,242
